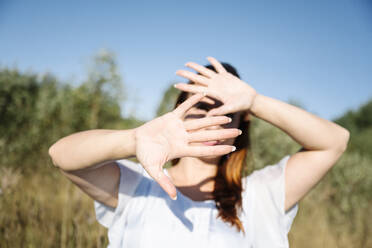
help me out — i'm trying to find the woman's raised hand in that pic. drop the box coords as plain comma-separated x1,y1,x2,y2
175,56,258,116
134,93,241,200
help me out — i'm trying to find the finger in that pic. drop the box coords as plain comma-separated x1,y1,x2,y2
206,105,234,117
173,83,214,104
176,70,209,86
172,92,206,117
188,128,242,143
183,116,232,131
174,83,207,94
207,56,227,73
174,83,220,101
200,96,215,105
184,145,236,157
155,170,177,200
185,62,216,78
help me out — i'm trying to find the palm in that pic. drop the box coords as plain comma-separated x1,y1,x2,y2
208,72,254,113
135,112,188,176
175,56,258,116
134,93,241,199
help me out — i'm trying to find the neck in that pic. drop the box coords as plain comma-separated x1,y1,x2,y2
168,156,222,192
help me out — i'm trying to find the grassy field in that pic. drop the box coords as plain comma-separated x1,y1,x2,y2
1,157,370,248
0,166,108,248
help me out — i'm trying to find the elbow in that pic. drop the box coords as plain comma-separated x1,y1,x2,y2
335,128,350,153
48,143,60,168
48,142,79,172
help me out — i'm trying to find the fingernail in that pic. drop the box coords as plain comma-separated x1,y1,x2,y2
227,117,232,122
171,194,177,200
202,92,207,96
173,83,178,87
231,146,236,152
238,130,242,135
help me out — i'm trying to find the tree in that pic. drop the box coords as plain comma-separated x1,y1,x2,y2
156,83,180,117
0,50,129,172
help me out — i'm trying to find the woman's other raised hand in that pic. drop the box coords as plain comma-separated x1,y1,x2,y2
175,57,258,116
134,92,241,200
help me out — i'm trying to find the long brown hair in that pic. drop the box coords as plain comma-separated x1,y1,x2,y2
171,63,253,234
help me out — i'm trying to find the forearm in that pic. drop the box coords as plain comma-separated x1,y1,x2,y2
48,129,136,171
249,94,350,151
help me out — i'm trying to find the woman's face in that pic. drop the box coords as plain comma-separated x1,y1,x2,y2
181,95,242,160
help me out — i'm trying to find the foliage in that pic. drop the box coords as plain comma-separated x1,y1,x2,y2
0,51,135,173
325,151,372,247
156,83,180,117
334,99,372,158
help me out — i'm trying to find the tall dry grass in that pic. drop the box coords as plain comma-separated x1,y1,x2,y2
289,170,372,248
1,158,371,248
0,166,108,248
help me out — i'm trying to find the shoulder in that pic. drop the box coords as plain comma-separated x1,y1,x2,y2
241,155,293,216
241,155,298,246
243,155,291,186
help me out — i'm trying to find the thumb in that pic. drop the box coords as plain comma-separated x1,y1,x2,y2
155,170,177,200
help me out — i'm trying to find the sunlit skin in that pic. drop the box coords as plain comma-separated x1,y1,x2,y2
166,97,244,201
134,92,243,200
165,57,258,201
49,56,349,213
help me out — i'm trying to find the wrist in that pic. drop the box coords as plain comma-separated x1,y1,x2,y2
248,92,262,116
111,129,137,159
241,83,258,111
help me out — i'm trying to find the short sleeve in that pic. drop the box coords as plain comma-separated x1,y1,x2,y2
249,155,299,247
94,159,144,228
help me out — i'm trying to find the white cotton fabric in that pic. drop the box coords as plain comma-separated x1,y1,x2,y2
94,155,298,248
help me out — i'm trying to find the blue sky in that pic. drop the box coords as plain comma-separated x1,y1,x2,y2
1,0,371,121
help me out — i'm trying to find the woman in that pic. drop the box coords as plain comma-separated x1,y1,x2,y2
48,57,350,247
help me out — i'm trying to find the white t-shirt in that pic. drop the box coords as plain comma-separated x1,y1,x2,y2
94,155,299,248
